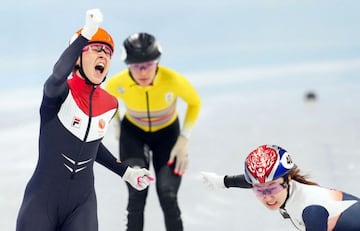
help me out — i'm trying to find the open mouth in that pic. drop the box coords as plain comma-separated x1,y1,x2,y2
95,64,105,74
267,201,277,206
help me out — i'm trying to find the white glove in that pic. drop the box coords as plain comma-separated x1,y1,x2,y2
167,135,189,176
122,167,155,191
81,8,103,40
200,171,226,190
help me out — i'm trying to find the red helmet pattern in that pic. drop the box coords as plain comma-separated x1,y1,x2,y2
244,144,294,184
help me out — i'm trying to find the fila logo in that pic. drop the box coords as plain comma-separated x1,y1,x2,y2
72,117,81,128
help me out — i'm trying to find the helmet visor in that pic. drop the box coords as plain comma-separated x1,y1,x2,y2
82,43,113,57
252,181,287,197
128,60,158,72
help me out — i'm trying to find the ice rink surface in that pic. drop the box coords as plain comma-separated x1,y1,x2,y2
1,63,360,230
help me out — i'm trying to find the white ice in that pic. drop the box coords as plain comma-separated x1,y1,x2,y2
1,61,360,230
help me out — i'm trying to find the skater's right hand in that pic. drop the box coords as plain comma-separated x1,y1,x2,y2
81,8,103,40
122,167,155,191
200,171,226,190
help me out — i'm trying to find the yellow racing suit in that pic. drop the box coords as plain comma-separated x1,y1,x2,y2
105,65,201,231
105,65,201,138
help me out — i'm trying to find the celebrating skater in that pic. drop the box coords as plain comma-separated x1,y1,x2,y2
105,32,201,231
201,144,360,231
16,9,154,231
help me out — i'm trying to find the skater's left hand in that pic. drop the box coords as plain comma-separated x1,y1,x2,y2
167,135,189,176
122,167,155,191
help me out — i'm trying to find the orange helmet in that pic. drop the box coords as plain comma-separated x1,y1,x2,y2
74,27,115,52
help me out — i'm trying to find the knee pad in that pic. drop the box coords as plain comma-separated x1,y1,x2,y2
127,190,148,212
126,180,149,212
156,166,181,197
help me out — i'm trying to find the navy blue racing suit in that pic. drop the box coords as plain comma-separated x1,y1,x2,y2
16,35,128,231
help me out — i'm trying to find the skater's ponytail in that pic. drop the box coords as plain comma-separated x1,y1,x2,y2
287,164,319,186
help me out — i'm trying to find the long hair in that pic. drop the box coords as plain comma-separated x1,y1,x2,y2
287,164,319,186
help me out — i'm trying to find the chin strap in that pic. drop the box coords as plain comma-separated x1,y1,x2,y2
279,177,291,219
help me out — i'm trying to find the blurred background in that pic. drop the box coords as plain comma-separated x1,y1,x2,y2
1,0,360,230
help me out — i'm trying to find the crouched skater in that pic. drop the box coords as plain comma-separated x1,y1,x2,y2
201,144,360,231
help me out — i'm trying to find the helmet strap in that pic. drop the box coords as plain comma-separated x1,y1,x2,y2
279,176,291,219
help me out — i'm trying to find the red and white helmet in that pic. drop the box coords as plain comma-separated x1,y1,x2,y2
244,144,294,184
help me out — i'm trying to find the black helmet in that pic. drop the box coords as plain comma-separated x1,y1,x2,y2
122,32,162,64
